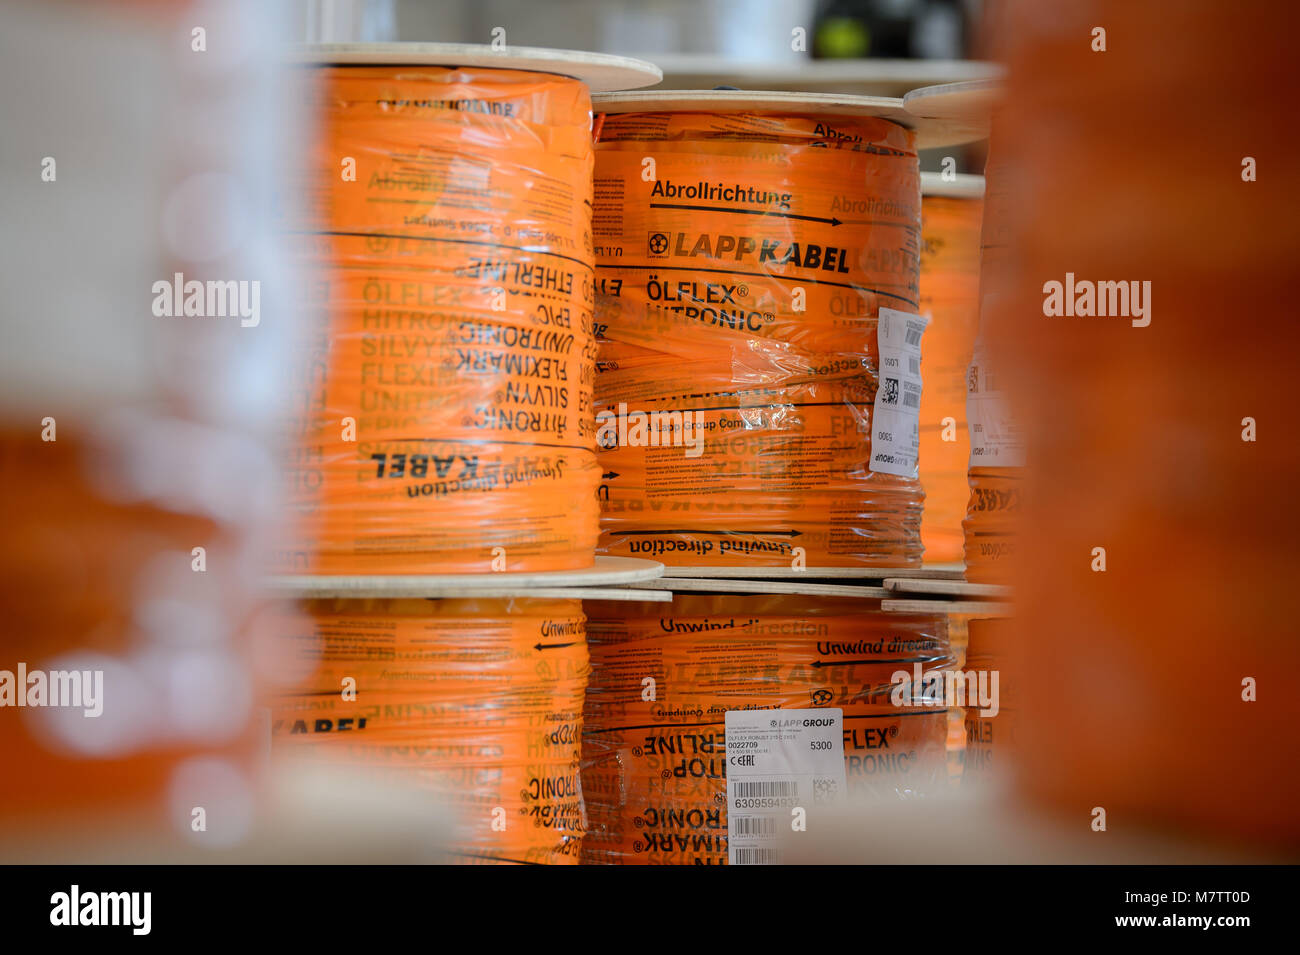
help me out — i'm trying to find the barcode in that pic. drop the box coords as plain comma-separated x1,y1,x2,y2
732,780,798,799
903,391,920,409
908,356,921,375
733,848,780,865
731,815,777,837
904,327,923,346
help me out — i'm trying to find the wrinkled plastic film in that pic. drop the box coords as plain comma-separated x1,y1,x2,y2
962,467,1022,583
918,194,984,564
962,616,1017,784
943,612,973,782
281,67,600,574
271,597,589,864
592,113,924,567
580,595,953,864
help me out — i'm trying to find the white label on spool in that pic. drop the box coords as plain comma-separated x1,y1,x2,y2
870,307,929,478
725,708,846,865
966,337,1027,468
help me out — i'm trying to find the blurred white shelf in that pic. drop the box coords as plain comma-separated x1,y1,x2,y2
640,55,1001,97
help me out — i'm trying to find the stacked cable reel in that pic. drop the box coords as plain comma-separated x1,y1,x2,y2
917,172,985,565
592,90,933,576
268,43,663,865
912,172,986,780
904,81,1021,587
898,81,1017,790
576,90,991,862
581,590,955,865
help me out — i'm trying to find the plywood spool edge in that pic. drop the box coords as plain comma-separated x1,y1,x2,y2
882,598,1013,617
883,577,1010,598
288,42,662,92
903,79,1002,126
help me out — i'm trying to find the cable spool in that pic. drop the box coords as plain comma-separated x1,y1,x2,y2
589,91,940,570
961,132,1022,584
580,594,953,864
270,597,590,865
281,47,657,575
903,85,1020,584
918,173,984,564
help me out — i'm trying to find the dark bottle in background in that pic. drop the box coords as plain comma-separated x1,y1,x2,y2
813,0,969,59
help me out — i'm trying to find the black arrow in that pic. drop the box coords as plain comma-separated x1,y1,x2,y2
534,641,577,651
649,202,840,225
601,471,620,479
811,658,941,668
618,529,802,537
834,218,921,231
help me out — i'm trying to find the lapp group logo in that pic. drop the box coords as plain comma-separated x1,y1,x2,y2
647,232,670,256
596,402,705,458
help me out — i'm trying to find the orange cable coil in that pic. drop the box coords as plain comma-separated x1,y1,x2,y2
580,594,953,864
270,597,590,864
591,112,924,568
281,66,600,574
918,193,984,564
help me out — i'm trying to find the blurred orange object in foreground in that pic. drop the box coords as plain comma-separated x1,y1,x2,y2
0,432,263,846
991,0,1300,847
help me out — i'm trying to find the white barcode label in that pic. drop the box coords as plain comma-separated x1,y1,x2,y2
733,780,799,799
966,332,1026,467
870,307,929,478
725,708,846,866
733,847,781,865
731,815,778,837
